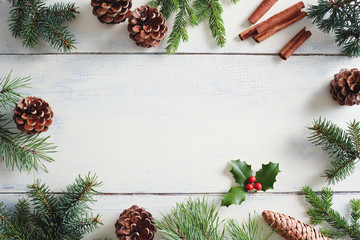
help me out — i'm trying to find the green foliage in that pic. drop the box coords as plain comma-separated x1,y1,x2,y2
155,198,225,240
308,117,360,184
222,160,280,207
7,0,79,52
0,173,102,240
148,0,233,54
303,186,360,239
307,0,360,57
227,214,276,240
0,71,56,172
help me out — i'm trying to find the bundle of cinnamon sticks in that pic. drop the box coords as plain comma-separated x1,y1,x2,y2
239,0,311,60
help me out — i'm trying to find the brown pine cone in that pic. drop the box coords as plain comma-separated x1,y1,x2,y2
91,0,132,24
330,68,360,106
13,96,53,135
262,210,331,240
128,6,168,48
115,205,157,240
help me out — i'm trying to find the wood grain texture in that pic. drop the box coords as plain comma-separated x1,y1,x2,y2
0,0,339,54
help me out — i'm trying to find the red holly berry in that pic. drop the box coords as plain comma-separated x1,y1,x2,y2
248,176,256,183
254,183,262,191
246,183,253,191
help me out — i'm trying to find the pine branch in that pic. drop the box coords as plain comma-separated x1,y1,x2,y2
0,71,30,110
156,198,225,240
7,0,78,52
227,213,276,240
308,117,360,184
303,186,360,239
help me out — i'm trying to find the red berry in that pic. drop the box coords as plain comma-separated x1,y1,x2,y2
254,183,262,191
246,183,253,191
248,176,256,183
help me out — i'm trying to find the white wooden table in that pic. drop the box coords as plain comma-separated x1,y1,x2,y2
0,0,359,239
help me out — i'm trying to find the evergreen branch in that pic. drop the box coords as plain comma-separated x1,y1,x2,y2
0,71,30,110
308,117,360,184
156,198,225,240
8,6,25,38
303,186,360,239
46,2,78,23
227,213,276,240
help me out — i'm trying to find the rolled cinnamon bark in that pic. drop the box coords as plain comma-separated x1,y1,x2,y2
239,25,257,40
253,11,307,43
249,0,278,24
255,1,304,35
279,27,312,60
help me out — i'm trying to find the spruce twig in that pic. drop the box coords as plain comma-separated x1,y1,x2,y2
308,117,360,184
7,0,79,52
303,186,360,239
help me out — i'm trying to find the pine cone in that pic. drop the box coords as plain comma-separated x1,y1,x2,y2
262,210,331,240
13,96,53,135
115,205,157,240
330,68,360,106
91,0,132,24
128,6,168,48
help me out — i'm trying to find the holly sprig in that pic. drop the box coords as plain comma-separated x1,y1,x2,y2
221,160,280,207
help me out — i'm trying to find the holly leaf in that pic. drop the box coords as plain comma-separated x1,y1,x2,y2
221,186,247,207
230,159,253,186
255,162,280,192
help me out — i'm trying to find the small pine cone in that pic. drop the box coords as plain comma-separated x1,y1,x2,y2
13,96,53,135
262,210,331,240
128,6,168,48
115,205,157,240
91,0,132,24
330,68,360,106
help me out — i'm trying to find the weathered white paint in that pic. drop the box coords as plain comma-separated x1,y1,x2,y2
0,0,339,54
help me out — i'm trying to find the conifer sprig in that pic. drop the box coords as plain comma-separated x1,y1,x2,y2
148,0,233,54
7,0,79,52
303,186,360,239
0,71,56,172
308,117,360,184
0,173,102,240
308,0,360,57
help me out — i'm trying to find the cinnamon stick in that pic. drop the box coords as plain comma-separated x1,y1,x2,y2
255,1,304,35
239,1,304,41
249,0,278,24
279,27,312,60
253,11,307,43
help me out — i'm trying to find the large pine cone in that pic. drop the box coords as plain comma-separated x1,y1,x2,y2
91,0,132,24
115,205,157,240
13,96,53,135
330,68,360,106
262,210,331,240
128,6,168,48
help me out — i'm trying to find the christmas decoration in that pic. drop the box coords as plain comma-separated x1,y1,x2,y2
91,0,132,24
254,183,262,191
248,0,278,24
303,186,360,239
115,205,157,240
308,117,360,184
308,0,360,57
0,173,102,239
155,198,225,239
249,176,256,183
221,160,280,207
330,68,360,106
227,213,276,240
262,210,330,240
279,27,312,60
128,6,168,48
13,96,53,135
7,0,79,52
148,0,235,54
0,71,56,172
246,183,254,191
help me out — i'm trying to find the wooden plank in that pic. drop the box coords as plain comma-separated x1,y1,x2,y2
0,193,357,239
0,54,359,193
0,0,340,54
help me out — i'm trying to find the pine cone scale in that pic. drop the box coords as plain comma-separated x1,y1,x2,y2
91,0,132,24
330,68,360,106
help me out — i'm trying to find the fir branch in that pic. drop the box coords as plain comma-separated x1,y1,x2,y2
303,186,360,239
0,71,30,110
156,198,225,240
308,117,360,184
7,0,78,52
227,213,276,240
